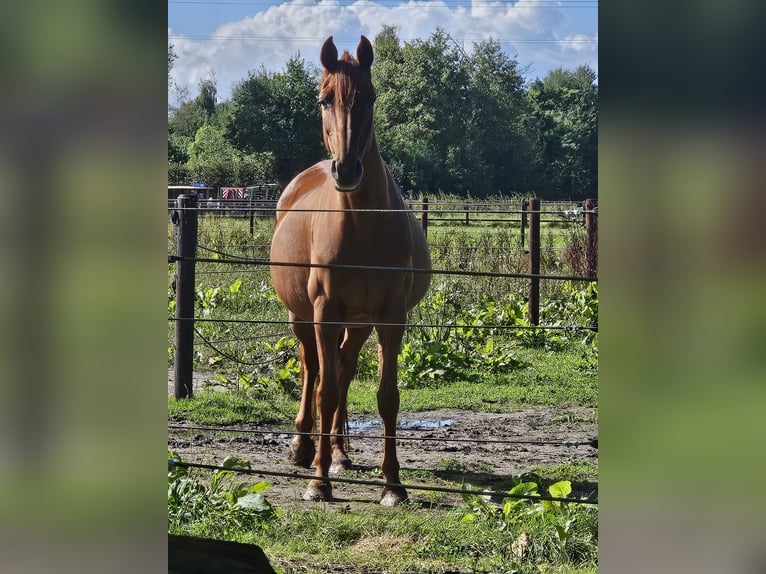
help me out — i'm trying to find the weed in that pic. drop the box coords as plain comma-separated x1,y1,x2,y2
438,457,466,473
168,452,279,534
461,477,598,567
477,461,494,473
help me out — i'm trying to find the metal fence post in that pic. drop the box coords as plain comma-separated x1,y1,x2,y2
528,198,540,325
584,198,598,280
173,194,198,399
422,196,429,238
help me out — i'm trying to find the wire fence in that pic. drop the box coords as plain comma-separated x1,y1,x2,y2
168,423,598,449
170,253,595,282
168,196,598,508
168,198,598,378
168,458,598,506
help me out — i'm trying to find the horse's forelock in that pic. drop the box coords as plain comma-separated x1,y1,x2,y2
320,55,372,107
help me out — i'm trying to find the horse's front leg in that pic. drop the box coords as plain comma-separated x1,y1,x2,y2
303,304,341,502
330,326,373,474
376,321,407,506
289,315,318,468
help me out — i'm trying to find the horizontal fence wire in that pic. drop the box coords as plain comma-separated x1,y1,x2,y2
196,269,271,275
168,459,598,505
173,206,598,217
199,244,273,252
171,317,597,332
200,244,528,253
192,327,298,367
168,424,598,449
191,332,291,346
169,200,597,213
168,254,597,283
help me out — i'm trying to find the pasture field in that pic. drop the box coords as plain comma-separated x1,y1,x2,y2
168,207,598,573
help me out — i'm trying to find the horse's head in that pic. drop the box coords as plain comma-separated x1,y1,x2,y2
319,35,375,192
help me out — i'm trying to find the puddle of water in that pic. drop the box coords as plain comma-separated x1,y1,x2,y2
348,418,456,431
277,418,457,433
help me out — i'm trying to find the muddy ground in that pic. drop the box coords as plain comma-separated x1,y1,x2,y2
169,374,597,507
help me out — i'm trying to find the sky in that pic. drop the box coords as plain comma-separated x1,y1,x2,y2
168,0,597,103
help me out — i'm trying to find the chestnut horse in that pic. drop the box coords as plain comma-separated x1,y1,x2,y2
269,36,431,505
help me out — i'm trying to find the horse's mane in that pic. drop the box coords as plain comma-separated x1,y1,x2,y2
319,51,374,107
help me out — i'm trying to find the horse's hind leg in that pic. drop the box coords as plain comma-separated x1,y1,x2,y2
330,326,373,474
289,314,319,468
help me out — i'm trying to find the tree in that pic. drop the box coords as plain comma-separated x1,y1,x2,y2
373,28,471,194
197,77,217,119
462,39,539,195
373,28,538,197
186,124,274,187
169,76,220,139
226,56,324,187
168,43,177,77
528,66,598,200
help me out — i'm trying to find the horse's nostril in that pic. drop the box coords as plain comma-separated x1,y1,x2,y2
331,160,338,179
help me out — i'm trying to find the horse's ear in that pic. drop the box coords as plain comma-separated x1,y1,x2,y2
356,35,373,69
321,36,338,71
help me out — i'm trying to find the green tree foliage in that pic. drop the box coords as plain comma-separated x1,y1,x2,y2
528,66,598,200
197,78,217,120
168,43,176,77
462,39,540,195
226,56,325,187
373,28,470,193
168,137,190,164
169,77,219,139
372,28,543,197
184,124,274,188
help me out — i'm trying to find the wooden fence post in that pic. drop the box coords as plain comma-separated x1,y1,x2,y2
584,198,598,280
421,196,429,238
528,198,540,325
249,192,255,237
173,194,198,399
464,202,469,226
520,199,528,248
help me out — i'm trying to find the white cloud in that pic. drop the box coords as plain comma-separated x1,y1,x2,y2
169,0,597,102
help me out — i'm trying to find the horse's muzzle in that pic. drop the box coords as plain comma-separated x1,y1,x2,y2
331,157,363,192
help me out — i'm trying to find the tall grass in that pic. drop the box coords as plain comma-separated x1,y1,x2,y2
168,207,596,379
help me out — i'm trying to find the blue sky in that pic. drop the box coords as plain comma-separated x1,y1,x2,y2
168,0,597,103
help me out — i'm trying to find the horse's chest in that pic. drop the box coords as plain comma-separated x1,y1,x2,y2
313,217,409,265
308,218,412,317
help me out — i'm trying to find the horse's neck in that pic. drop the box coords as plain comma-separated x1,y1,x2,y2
339,134,390,210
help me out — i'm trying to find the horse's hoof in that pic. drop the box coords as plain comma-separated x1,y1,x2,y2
289,436,315,469
380,487,408,507
303,481,333,502
330,455,353,475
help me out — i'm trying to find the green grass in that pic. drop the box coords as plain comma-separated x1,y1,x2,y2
529,460,599,483
351,344,597,415
170,497,598,574
168,385,295,424
169,342,597,424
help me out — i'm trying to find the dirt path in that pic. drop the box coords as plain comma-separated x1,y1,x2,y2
168,394,598,507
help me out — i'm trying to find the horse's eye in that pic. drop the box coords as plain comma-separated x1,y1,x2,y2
318,97,331,109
